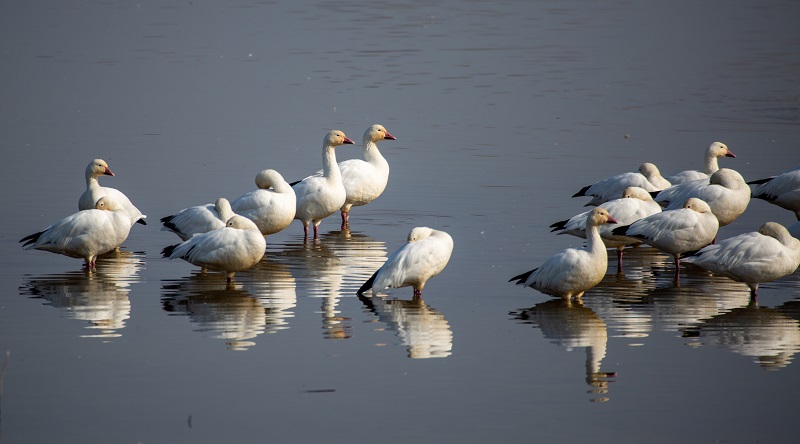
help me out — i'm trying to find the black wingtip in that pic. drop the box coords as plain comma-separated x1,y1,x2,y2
611,224,632,236
137,218,147,225
649,191,660,199
572,185,591,198
549,219,568,232
161,244,178,258
357,269,379,296
19,231,43,248
289,180,301,187
746,177,773,186
508,268,536,285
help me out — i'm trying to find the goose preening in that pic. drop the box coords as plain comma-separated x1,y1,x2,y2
551,186,662,271
20,196,133,269
231,169,296,235
748,168,800,220
78,159,147,227
611,197,719,272
161,198,235,241
655,168,750,227
291,130,354,240
683,222,800,298
357,227,453,297
162,215,266,283
666,142,736,185
572,163,671,206
510,207,617,300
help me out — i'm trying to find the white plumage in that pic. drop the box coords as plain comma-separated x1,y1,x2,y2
683,222,800,297
358,227,453,297
510,207,618,300
231,169,296,235
655,168,750,227
161,198,235,241
612,197,719,271
748,168,800,220
162,215,266,282
291,130,354,240
666,142,736,184
572,163,671,206
78,159,147,227
21,196,133,269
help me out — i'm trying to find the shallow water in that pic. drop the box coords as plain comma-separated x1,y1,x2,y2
2,1,800,442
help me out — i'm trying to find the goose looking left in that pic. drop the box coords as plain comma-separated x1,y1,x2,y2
78,159,147,227
231,169,296,236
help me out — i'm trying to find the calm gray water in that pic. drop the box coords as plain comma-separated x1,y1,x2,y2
2,1,800,442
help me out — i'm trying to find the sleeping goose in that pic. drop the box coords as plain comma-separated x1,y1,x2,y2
666,142,736,185
655,168,750,227
78,159,147,227
161,198,235,241
231,169,296,236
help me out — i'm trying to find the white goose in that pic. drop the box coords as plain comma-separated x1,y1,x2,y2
78,159,147,227
160,198,235,241
748,168,800,220
231,169,296,236
666,142,736,184
510,207,618,300
358,227,453,297
21,196,132,269
335,124,396,228
551,186,662,270
683,222,800,297
611,197,719,271
572,163,671,206
162,215,266,282
655,168,750,226
291,130,354,240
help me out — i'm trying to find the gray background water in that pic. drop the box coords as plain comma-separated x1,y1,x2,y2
2,1,799,442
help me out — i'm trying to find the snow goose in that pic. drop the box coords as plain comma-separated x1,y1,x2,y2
611,197,719,271
683,222,800,298
510,208,618,300
160,198,235,241
572,163,671,206
231,169,296,235
357,227,453,297
21,196,133,269
655,168,750,227
78,159,147,227
291,130,354,240
666,142,736,184
748,168,800,220
162,215,266,282
551,186,662,271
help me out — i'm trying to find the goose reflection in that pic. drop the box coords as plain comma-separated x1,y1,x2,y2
18,250,144,339
511,299,616,402
274,230,386,340
682,299,800,370
161,262,296,350
358,294,453,359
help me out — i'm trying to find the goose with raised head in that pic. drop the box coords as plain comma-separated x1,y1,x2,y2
683,222,800,298
21,196,133,269
291,130,354,240
510,207,618,300
231,169,296,236
666,142,736,185
78,159,147,227
655,168,750,227
748,168,800,220
611,197,719,271
551,186,662,271
358,227,453,297
162,215,266,283
572,163,671,206
161,198,235,241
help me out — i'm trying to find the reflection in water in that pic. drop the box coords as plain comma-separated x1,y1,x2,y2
682,300,800,370
273,230,386,340
511,299,615,402
359,295,453,359
18,250,144,339
161,259,297,350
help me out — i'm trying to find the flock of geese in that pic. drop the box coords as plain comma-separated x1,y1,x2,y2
20,124,454,297
510,142,800,300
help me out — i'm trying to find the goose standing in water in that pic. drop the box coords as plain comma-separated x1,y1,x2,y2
666,141,736,185
78,159,147,227
655,168,750,227
162,215,266,283
21,196,132,269
231,169,296,236
291,130,354,240
358,227,453,297
161,198,235,241
683,222,800,298
572,163,671,206
510,207,617,301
